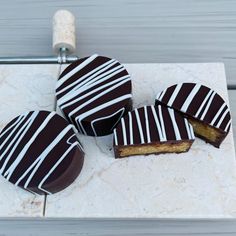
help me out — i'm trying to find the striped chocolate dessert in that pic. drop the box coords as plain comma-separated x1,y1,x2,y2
56,54,132,136
0,111,84,195
113,105,195,158
155,83,231,148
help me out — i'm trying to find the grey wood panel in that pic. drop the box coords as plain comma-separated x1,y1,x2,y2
229,90,236,150
0,0,236,84
2,218,236,236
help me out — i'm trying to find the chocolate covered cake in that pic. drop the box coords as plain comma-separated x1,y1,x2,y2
0,111,84,195
56,54,132,136
155,83,231,147
113,105,195,158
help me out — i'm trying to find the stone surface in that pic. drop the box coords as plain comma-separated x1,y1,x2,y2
0,64,59,217
45,63,236,218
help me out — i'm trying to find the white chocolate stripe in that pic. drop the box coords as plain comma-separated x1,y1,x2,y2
61,75,130,110
181,84,201,112
167,84,182,107
56,58,116,95
134,109,145,144
128,112,133,145
195,89,213,118
77,65,123,89
66,134,76,145
151,106,165,142
156,91,162,100
116,106,195,146
0,115,24,139
58,64,125,106
168,108,181,140
121,118,127,145
114,129,118,146
111,108,125,131
210,103,227,126
65,127,84,152
225,119,231,132
216,108,229,129
3,112,56,180
57,54,98,88
144,106,151,143
184,118,193,139
77,94,132,135
158,105,167,141
68,124,78,136
38,142,79,194
0,112,39,173
67,64,124,98
158,89,166,101
91,108,125,136
60,109,83,134
68,78,131,123
0,116,32,163
15,125,72,188
0,114,29,157
200,91,216,120
188,122,195,139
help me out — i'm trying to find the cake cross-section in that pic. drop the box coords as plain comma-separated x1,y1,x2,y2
155,83,231,147
113,105,195,158
0,111,84,195
56,54,132,136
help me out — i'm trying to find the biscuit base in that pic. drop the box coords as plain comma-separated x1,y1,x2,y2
114,141,193,158
188,118,227,148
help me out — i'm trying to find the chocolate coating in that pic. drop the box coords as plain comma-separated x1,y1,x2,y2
113,105,195,158
0,111,84,195
56,54,132,136
155,83,231,146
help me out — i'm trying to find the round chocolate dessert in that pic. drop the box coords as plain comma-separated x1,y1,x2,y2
0,111,84,195
155,83,231,147
114,105,195,158
56,54,132,136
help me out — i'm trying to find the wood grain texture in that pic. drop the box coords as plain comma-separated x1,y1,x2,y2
2,218,236,236
0,0,236,84
229,90,236,149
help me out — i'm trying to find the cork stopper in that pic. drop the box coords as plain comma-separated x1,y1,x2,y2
53,10,76,54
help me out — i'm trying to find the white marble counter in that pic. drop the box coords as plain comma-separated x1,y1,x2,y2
0,62,235,219
0,64,59,217
45,63,236,218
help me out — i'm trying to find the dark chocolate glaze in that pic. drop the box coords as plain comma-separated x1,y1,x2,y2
56,54,132,136
113,105,195,157
155,83,231,133
0,111,84,195
155,83,231,147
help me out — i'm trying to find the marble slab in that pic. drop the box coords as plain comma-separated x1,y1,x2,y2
0,64,59,217
45,63,236,218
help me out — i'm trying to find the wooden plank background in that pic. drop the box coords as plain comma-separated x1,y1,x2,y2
0,0,235,147
2,219,236,236
0,0,235,84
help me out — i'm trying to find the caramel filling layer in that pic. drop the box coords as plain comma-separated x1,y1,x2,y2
116,141,191,158
188,118,222,144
